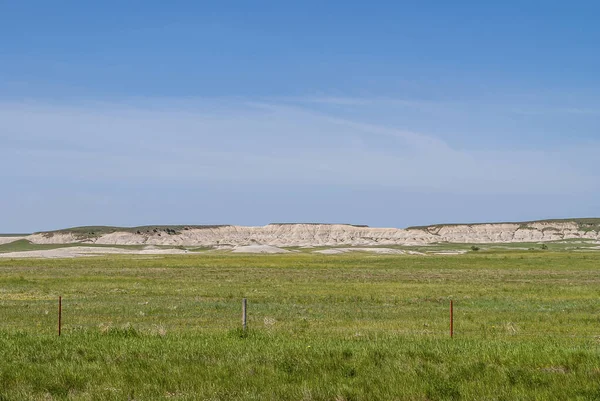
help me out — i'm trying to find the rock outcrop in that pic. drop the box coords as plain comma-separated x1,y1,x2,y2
26,220,600,247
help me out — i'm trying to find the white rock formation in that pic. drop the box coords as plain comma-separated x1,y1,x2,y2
24,221,600,247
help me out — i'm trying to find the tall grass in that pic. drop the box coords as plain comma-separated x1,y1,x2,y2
0,252,599,400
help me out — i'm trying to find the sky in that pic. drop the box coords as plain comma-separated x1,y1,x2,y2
1,1,599,232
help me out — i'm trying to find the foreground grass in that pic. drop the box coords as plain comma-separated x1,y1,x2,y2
2,331,599,401
1,252,600,400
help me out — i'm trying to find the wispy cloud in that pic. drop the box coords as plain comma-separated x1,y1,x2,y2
1,98,598,195
511,106,600,116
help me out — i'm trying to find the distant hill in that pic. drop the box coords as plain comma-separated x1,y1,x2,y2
408,218,600,232
17,219,599,247
40,225,231,237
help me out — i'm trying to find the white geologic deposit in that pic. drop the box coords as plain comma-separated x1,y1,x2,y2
26,224,433,247
23,221,600,248
231,245,291,254
313,248,424,255
0,246,189,259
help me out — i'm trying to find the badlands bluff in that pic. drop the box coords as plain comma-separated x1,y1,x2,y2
27,220,600,247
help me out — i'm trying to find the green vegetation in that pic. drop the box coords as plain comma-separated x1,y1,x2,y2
39,225,231,240
573,218,600,232
1,252,600,400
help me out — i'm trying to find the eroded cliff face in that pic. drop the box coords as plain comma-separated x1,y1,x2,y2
427,222,598,243
27,221,600,246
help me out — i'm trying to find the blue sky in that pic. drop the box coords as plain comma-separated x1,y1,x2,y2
1,1,599,232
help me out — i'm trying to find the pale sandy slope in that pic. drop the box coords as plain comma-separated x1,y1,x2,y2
0,246,189,259
313,248,424,255
0,244,295,258
231,245,291,254
0,237,25,245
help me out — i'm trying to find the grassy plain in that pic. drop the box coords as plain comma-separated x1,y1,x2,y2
1,251,599,400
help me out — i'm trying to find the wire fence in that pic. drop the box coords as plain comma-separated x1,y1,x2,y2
1,296,599,340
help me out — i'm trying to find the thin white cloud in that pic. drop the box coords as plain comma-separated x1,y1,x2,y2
511,107,600,116
1,98,598,195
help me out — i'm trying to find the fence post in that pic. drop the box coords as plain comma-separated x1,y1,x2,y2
58,296,62,336
450,299,453,338
242,298,247,332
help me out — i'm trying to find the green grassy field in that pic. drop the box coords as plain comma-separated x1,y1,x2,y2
1,252,600,400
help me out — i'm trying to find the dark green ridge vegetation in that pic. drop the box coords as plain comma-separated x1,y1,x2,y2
37,225,232,239
1,251,600,400
408,217,600,231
